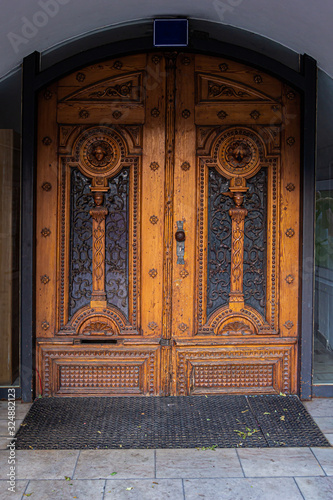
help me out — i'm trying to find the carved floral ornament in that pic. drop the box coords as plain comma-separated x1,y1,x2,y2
216,129,261,179
42,136,52,146
41,275,50,284
150,161,159,171
149,215,159,224
76,127,125,180
42,182,52,191
217,110,228,120
149,268,158,278
41,227,51,237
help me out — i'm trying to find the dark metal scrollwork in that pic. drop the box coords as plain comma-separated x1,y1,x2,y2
207,168,267,318
207,170,232,315
69,169,94,317
243,169,267,316
105,169,129,318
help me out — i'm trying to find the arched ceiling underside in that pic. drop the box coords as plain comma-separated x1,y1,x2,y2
1,0,332,81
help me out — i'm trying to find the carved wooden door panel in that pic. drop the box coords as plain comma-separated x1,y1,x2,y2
36,53,300,397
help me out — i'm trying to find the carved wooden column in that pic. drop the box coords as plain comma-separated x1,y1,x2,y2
229,193,247,307
90,191,108,308
224,178,248,310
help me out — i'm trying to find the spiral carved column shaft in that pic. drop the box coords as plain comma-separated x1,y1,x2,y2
90,193,108,307
229,205,247,307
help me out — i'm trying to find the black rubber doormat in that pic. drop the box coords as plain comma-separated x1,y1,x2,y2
15,395,330,450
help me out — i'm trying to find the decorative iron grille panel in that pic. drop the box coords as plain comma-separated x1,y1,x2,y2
69,169,93,317
243,169,267,316
105,168,129,318
207,167,267,318
207,169,232,316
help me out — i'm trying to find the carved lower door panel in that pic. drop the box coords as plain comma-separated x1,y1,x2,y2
36,52,300,396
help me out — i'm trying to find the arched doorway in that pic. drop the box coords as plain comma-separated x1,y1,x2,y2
35,51,300,396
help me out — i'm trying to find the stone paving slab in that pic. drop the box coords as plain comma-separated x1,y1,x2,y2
313,417,333,434
0,450,79,480
183,477,304,500
104,479,184,500
304,399,333,417
24,479,105,500
0,480,28,500
295,477,333,500
156,448,243,478
311,447,333,476
74,449,155,479
237,447,325,477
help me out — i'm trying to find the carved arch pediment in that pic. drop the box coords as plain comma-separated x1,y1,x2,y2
197,73,279,103
59,72,143,103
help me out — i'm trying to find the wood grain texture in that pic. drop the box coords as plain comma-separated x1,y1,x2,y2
35,53,301,396
279,84,301,340
141,53,165,341
36,84,58,339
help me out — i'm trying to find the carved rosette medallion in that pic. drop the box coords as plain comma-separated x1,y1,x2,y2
152,55,161,65
285,228,295,238
41,227,51,237
41,275,50,284
42,182,52,191
113,60,123,70
180,269,189,279
43,90,53,100
181,161,190,171
149,269,158,278
151,108,160,118
42,136,52,146
149,215,159,224
76,72,86,82
150,162,160,171
217,131,260,178
217,110,228,120
284,320,294,330
148,322,158,330
250,110,261,120
219,63,229,72
178,323,188,332
79,109,89,119
285,274,294,284
76,127,124,179
286,183,295,192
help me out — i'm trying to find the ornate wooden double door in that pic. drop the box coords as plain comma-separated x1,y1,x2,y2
36,52,301,396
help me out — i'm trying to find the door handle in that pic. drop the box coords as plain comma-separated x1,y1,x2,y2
175,221,185,265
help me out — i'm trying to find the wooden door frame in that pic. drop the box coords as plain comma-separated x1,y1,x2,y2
20,26,317,402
